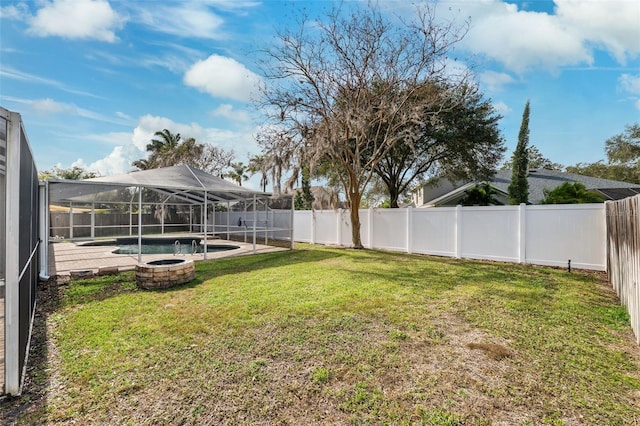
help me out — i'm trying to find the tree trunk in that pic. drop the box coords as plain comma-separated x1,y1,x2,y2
348,191,363,249
389,187,400,208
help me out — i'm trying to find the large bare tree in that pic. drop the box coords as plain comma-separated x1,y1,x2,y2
260,2,470,248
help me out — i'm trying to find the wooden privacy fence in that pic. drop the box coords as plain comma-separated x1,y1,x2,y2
606,195,640,344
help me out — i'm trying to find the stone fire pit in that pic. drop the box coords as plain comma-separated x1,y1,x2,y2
135,258,195,290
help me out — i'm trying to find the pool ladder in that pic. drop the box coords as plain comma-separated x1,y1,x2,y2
174,240,198,255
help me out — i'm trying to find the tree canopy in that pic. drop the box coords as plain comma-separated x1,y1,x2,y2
39,165,98,180
373,84,505,207
503,145,562,171
567,123,640,184
132,128,234,176
260,2,470,248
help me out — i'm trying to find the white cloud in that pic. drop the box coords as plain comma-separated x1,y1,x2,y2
555,0,640,64
134,2,224,39
0,3,29,20
71,114,259,176
184,54,262,102
635,99,640,111
83,131,133,145
9,97,131,125
442,0,640,73
211,104,251,122
27,0,124,42
478,71,516,92
32,98,77,114
618,74,640,96
456,1,591,73
73,145,139,176
492,101,512,115
115,111,133,121
197,0,260,11
0,66,100,97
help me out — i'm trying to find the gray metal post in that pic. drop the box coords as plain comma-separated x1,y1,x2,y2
252,194,257,253
69,202,73,240
227,201,230,240
137,187,142,264
90,203,95,239
203,190,208,260
38,180,50,279
5,111,20,394
265,197,269,245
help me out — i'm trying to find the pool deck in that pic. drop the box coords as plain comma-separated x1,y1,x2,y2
48,235,289,276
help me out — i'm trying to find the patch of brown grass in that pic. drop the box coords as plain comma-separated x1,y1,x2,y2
467,342,513,360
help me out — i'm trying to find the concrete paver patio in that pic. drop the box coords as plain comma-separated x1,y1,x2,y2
47,235,287,276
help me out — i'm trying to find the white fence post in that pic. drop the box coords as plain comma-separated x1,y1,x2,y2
519,203,526,264
455,205,462,258
368,207,373,249
337,208,342,246
407,206,413,254
311,210,316,245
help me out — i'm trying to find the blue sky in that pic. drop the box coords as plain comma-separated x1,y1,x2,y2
1,0,639,190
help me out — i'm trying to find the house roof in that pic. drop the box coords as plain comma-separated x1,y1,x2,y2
492,169,640,203
420,168,640,206
48,164,268,205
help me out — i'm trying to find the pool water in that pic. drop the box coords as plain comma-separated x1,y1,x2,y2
113,244,239,255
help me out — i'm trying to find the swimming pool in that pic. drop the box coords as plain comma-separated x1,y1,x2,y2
83,237,240,255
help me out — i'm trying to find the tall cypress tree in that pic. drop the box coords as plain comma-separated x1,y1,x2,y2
508,101,530,204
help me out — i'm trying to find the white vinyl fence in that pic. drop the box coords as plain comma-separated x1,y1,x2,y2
294,204,607,271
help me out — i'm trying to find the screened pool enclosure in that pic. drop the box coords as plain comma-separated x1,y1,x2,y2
1,107,41,395
45,165,294,272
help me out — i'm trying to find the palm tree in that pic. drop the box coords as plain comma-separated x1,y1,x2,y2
461,183,502,206
248,154,269,192
256,128,300,195
226,162,249,186
134,129,186,170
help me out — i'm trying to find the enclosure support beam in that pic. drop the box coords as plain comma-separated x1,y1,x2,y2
227,202,230,240
137,187,142,264
203,190,208,260
265,197,269,245
5,112,21,394
252,194,257,253
69,202,73,241
160,198,165,235
38,180,50,279
90,203,95,239
243,201,247,243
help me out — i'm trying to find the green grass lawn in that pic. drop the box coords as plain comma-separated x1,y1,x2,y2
6,244,640,425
